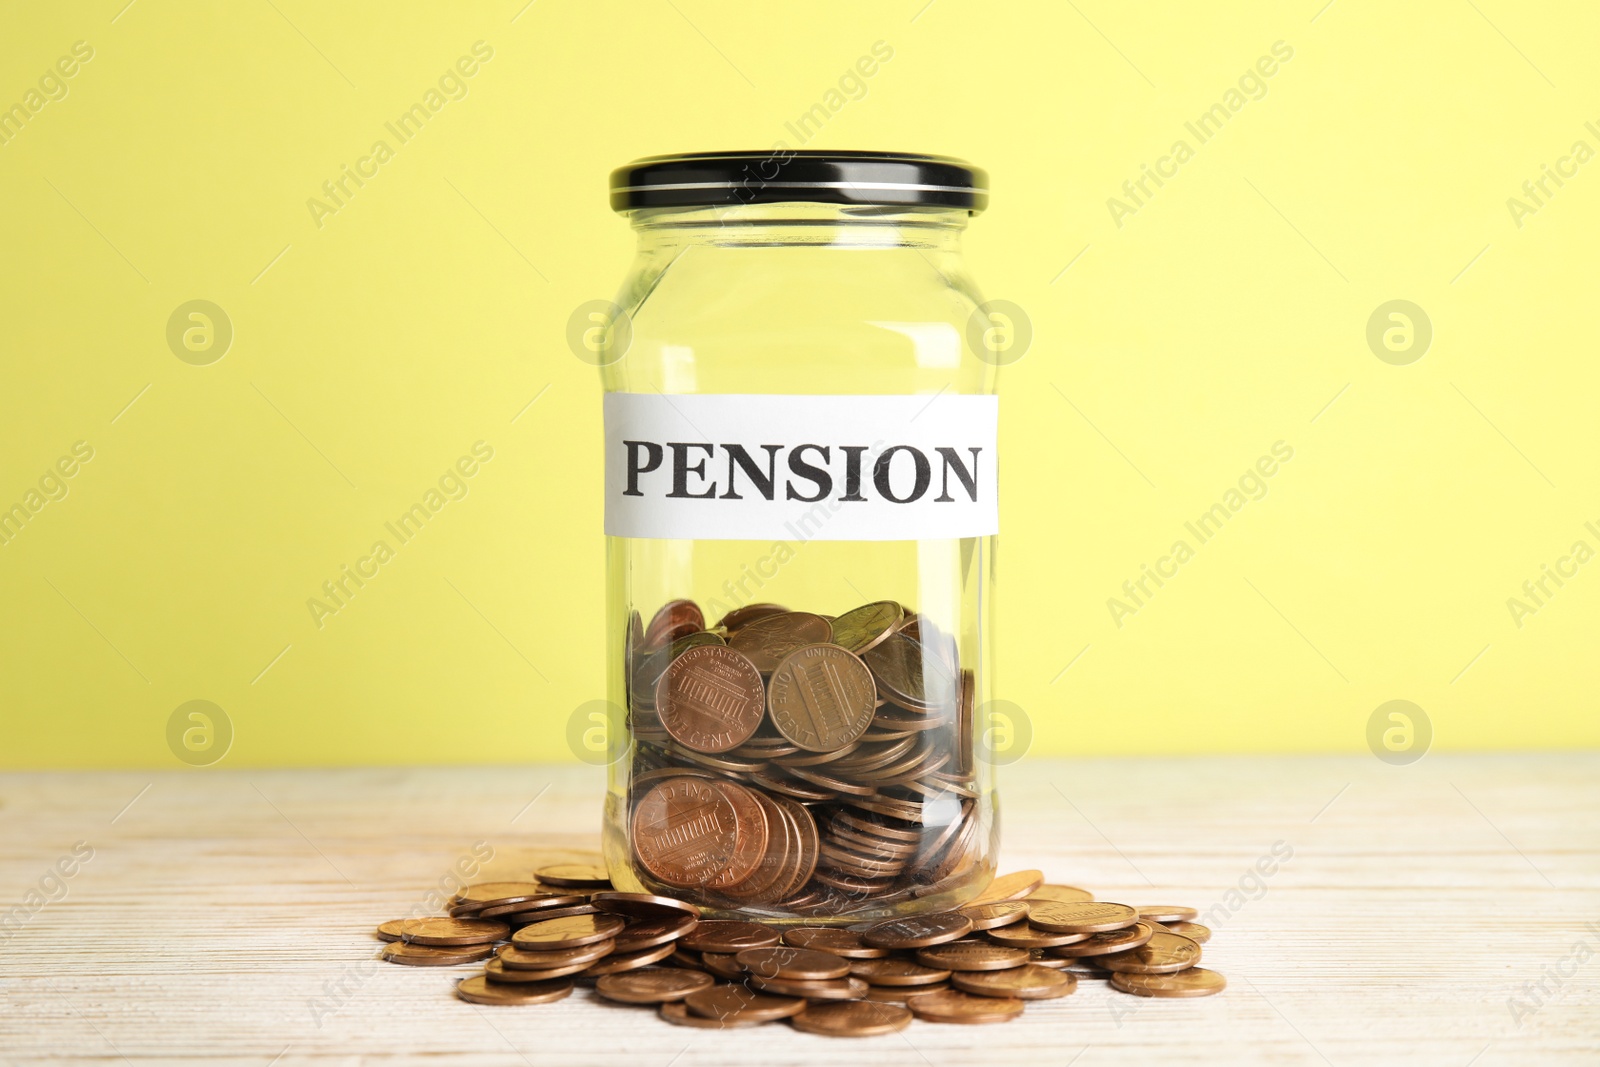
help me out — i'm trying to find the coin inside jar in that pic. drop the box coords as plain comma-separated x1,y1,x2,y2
727,612,833,673
766,643,878,752
631,777,739,888
655,646,766,753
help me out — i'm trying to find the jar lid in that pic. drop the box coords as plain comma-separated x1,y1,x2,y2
610,151,987,213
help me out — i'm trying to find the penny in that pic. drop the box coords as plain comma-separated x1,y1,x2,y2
536,864,612,888
849,957,952,987
1167,921,1212,944
510,913,626,950
699,951,747,980
705,780,769,889
735,946,851,981
968,869,1044,905
611,914,698,953
748,974,870,1000
1026,884,1094,904
865,982,950,1003
916,940,1030,972
717,602,789,631
1026,900,1139,934
681,920,781,954
659,1000,765,1029
862,912,973,949
1048,922,1154,957
953,964,1077,1000
790,998,912,1036
380,941,494,966
1026,950,1075,970
828,601,905,656
375,919,408,942
634,631,727,694
1138,905,1199,923
655,646,765,753
644,599,705,648
453,881,549,907
474,894,587,918
485,956,593,982
596,967,714,1004
728,611,833,673
782,927,891,959
861,632,955,710
767,644,878,752
579,940,677,976
1110,966,1225,997
684,984,807,1023
631,777,739,887
455,974,573,1006
590,892,702,921
1097,930,1202,974
904,988,1025,1024
497,939,615,970
958,901,1029,931
984,922,1089,949
500,904,599,925
397,917,509,946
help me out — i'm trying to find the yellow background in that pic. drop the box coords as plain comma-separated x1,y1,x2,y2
2,0,1596,767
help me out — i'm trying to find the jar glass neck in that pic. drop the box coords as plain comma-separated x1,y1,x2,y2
626,202,971,251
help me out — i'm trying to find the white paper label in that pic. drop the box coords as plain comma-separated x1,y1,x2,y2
604,393,998,542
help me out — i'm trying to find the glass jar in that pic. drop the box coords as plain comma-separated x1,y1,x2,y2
596,151,999,923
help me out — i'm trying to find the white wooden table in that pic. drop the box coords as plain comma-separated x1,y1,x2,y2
2,755,1596,1065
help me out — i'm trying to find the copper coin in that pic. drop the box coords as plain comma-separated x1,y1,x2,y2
484,956,593,982
706,781,770,889
455,974,573,1006
1167,920,1212,944
596,967,714,1004
782,927,891,959
1138,905,1199,923
591,891,702,921
849,957,952,987
453,881,548,907
790,999,912,1036
684,984,808,1023
1026,900,1138,934
643,599,705,648
473,894,587,918
633,631,727,694
397,917,509,946
767,643,878,752
380,941,494,966
1027,950,1075,970
497,939,615,970
655,646,765,753
861,632,955,709
916,940,1030,972
631,777,739,887
828,601,905,655
579,940,677,976
985,922,1088,949
1098,930,1202,974
865,982,949,1003
749,974,870,1000
968,869,1044,905
681,920,781,954
735,946,851,980
1110,966,1225,997
510,913,625,950
611,913,698,952
536,864,612,888
1048,922,1155,958
667,946,705,971
861,912,973,949
699,951,747,980
501,904,600,925
953,964,1077,1000
959,901,1029,931
659,1000,765,1029
375,919,408,942
904,988,1025,1024
1026,884,1094,904
718,791,794,905
728,611,834,672
717,602,789,631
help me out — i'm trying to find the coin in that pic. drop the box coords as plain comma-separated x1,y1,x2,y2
849,957,952,987
375,919,408,941
658,1000,766,1029
596,967,714,1004
655,646,765,753
579,940,677,976
485,956,593,982
781,927,890,959
865,981,950,1003
728,612,833,672
510,913,626,950
1097,930,1202,974
1026,950,1075,970
536,864,612,888
380,941,495,966
1026,900,1138,934
968,869,1044,905
953,964,1077,1000
455,974,573,1006
1137,905,1198,923
500,904,599,925
497,939,615,970
699,951,747,980
611,914,698,952
958,901,1029,931
704,781,770,889
644,599,705,648
862,912,974,949
1026,884,1094,904
684,984,808,1023
681,920,780,954
632,777,739,887
767,644,878,752
1167,921,1211,944
748,974,870,1000
828,601,905,655
1047,922,1155,957
916,940,1030,972
473,894,587,918
591,892,702,921
717,603,789,631
453,881,548,907
1110,966,1225,997
904,988,1025,1024
735,946,851,981
397,917,509,946
861,632,953,710
789,998,912,1036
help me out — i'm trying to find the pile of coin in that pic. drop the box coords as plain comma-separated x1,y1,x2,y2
374,864,1226,1034
624,599,982,916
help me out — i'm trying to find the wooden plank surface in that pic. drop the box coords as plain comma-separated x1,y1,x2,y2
1,754,1597,1065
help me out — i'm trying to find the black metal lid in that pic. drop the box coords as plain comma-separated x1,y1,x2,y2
610,151,987,213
